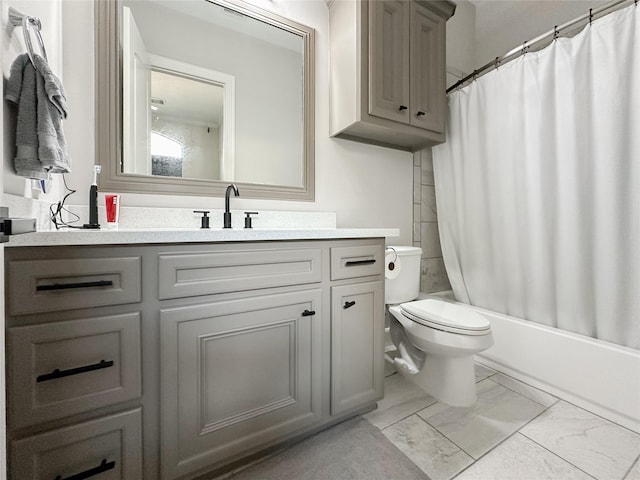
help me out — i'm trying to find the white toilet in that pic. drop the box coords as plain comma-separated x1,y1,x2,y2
385,246,493,407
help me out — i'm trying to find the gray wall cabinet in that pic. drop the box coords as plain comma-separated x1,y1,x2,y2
5,238,385,479
330,0,455,151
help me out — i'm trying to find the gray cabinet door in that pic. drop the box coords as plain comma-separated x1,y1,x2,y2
368,0,410,123
160,289,323,479
410,1,446,132
331,281,384,416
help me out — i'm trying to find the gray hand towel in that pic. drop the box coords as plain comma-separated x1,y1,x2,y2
5,53,71,179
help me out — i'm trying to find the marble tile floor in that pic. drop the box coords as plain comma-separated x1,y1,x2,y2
364,364,640,480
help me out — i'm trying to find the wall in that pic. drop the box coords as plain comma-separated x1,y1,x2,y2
59,0,413,244
474,0,608,66
2,0,65,202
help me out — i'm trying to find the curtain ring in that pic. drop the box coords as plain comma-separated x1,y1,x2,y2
494,57,501,69
553,26,559,41
589,8,593,25
521,41,529,56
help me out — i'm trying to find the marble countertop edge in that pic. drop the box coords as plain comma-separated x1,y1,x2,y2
6,227,401,247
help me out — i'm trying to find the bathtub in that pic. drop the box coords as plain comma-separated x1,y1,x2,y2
429,292,640,434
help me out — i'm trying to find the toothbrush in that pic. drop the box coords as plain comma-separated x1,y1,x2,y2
84,165,101,229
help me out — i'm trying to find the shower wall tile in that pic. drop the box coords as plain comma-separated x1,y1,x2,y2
421,149,435,186
414,166,422,203
420,222,442,258
420,185,437,221
421,258,451,293
413,147,451,292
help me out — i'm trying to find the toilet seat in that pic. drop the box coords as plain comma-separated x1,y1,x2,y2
400,299,491,336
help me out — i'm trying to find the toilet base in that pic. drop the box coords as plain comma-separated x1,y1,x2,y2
397,353,478,407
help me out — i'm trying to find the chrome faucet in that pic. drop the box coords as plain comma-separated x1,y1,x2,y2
224,184,240,228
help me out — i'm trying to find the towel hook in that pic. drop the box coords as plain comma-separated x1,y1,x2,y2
8,7,48,66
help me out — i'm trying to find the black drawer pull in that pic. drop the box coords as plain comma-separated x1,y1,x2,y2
416,111,426,116
398,105,408,111
37,360,114,383
301,310,316,317
36,280,113,292
344,301,356,309
55,458,115,480
345,259,376,266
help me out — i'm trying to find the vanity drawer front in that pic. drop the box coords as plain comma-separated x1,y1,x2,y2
10,408,142,480
330,245,384,280
158,248,322,300
8,256,142,315
8,313,142,429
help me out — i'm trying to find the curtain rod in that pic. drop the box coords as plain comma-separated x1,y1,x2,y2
447,0,635,93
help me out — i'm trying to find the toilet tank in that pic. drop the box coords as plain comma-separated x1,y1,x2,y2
385,246,422,304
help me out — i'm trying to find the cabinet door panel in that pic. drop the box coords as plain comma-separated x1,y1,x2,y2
160,290,322,479
410,2,446,132
369,0,410,123
331,281,384,415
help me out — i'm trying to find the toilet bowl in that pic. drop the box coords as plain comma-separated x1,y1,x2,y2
385,246,493,407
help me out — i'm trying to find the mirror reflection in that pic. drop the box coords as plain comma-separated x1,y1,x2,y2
120,0,306,188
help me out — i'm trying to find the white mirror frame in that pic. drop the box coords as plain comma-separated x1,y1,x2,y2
95,0,315,200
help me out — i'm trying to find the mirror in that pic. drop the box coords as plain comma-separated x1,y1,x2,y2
96,0,315,200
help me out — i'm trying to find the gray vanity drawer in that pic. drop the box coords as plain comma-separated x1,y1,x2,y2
7,256,142,315
158,247,322,300
10,408,142,480
8,313,142,429
330,245,384,280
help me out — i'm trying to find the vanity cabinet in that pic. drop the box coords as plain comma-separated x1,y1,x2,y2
329,0,455,151
4,249,144,480
5,238,385,480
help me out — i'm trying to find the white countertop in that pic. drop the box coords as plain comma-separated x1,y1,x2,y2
6,227,400,247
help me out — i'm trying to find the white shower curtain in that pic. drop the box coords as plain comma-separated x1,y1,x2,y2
433,4,639,349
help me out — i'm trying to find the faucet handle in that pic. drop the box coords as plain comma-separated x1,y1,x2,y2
193,210,210,229
244,211,259,229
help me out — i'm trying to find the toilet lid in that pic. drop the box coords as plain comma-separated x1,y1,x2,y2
400,299,491,334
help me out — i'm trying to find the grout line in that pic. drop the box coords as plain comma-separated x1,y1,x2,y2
379,365,639,480
377,396,439,432
621,452,640,480
486,373,560,409
518,431,599,480
474,362,640,435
